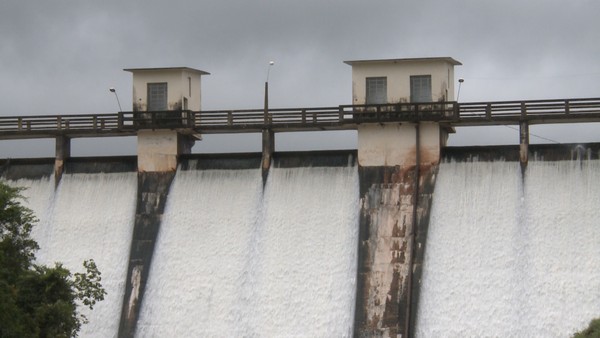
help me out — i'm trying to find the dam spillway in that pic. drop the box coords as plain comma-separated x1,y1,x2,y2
416,159,600,337
10,172,138,338
3,148,600,337
6,155,360,337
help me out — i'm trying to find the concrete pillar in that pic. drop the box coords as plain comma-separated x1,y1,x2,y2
119,129,194,337
357,122,441,167
261,129,274,183
355,122,442,337
54,135,71,186
137,130,195,172
519,121,529,173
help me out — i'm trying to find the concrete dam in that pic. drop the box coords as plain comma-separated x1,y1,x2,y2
3,144,600,337
2,58,600,337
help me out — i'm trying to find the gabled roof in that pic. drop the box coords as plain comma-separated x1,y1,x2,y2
344,57,462,66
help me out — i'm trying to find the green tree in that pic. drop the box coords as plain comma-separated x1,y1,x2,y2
573,318,600,338
0,182,106,337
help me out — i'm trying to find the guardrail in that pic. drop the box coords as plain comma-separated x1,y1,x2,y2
457,97,600,124
0,98,599,138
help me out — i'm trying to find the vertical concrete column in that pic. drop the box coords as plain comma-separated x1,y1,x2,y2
355,122,441,337
119,171,175,338
54,135,71,186
519,121,529,173
261,129,274,184
119,130,191,337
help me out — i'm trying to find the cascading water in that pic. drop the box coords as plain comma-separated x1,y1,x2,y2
135,169,265,337
252,166,358,337
13,173,138,338
135,165,359,337
8,176,55,257
416,160,600,337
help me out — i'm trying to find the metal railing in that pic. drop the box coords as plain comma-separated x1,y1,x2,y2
0,98,599,139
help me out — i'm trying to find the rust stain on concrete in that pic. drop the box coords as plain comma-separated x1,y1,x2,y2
355,164,438,337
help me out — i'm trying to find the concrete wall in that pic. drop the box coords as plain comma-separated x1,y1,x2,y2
349,59,458,105
137,130,180,172
358,122,443,167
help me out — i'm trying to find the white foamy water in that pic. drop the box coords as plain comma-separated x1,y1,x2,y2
136,169,264,337
6,173,137,337
252,166,359,337
43,173,137,338
416,160,600,337
136,166,359,337
6,176,56,257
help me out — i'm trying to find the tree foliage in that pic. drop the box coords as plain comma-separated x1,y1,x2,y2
0,182,106,337
573,318,600,338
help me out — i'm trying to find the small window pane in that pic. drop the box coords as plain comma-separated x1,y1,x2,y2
410,75,432,103
366,77,387,104
147,83,168,111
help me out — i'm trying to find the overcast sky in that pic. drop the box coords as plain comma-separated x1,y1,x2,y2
1,0,599,157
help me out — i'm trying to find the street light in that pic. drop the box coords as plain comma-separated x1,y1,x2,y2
109,87,123,111
457,78,464,101
264,61,275,122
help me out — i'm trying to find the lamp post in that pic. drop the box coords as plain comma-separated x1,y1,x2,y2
456,78,464,101
109,87,123,111
264,61,275,123
262,61,276,182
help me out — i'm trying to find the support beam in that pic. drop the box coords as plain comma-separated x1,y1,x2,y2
54,135,71,186
261,129,274,184
519,121,529,173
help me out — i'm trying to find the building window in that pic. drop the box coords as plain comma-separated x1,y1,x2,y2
410,75,432,103
366,77,387,104
188,77,192,97
147,82,168,111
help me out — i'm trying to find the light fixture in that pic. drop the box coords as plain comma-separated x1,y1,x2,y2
109,87,123,111
457,78,465,101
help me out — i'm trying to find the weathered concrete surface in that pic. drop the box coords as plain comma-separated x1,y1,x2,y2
54,135,71,185
357,123,440,167
137,130,194,172
118,172,175,338
354,164,437,338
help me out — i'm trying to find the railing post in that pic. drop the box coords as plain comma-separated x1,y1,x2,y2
227,111,233,126
338,106,344,122
93,116,98,130
521,102,527,118
17,117,22,130
565,100,570,115
486,104,492,119
301,109,306,124
57,116,62,130
188,111,194,127
454,103,460,120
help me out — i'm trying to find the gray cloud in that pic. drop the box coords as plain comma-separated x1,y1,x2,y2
1,0,599,157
